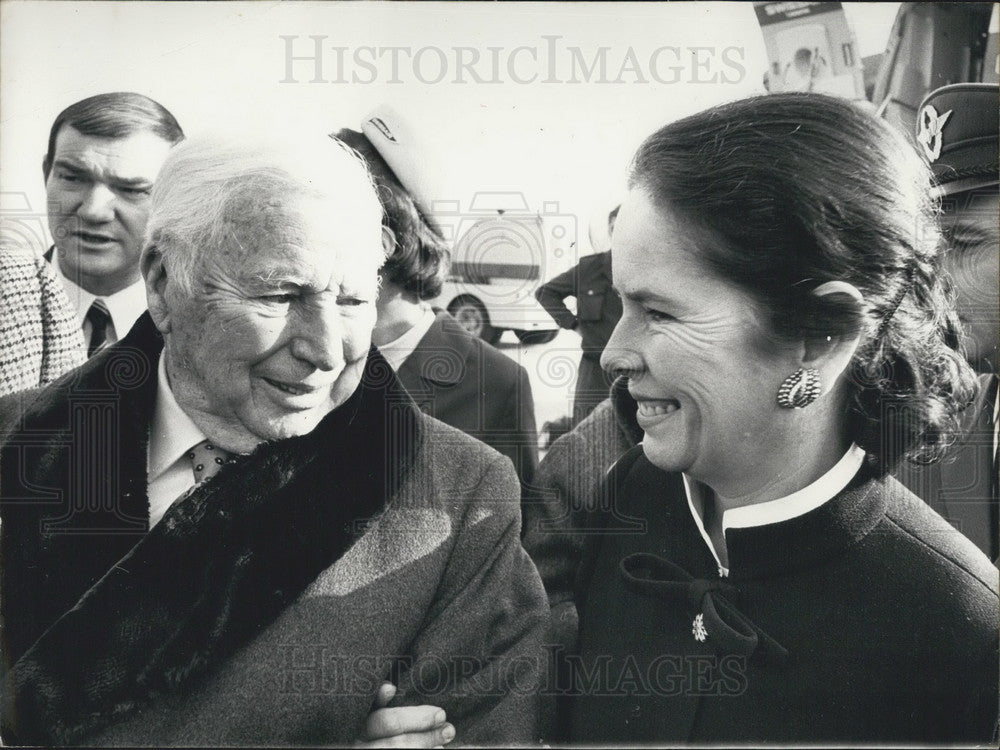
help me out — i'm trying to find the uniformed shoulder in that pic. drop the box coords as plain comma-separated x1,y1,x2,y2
880,476,999,601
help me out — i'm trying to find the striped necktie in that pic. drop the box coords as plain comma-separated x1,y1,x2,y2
86,298,111,357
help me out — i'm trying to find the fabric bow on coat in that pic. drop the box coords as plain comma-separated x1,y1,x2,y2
618,552,789,666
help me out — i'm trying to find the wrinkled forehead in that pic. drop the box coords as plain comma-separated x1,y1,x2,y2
221,190,383,273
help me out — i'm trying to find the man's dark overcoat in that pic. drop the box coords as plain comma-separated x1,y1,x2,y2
1,313,549,746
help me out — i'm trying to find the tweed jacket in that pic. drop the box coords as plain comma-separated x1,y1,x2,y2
396,311,538,489
0,243,85,397
0,313,549,746
566,448,999,744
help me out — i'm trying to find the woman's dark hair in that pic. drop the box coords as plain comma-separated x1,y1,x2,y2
43,92,184,179
334,129,449,301
629,92,978,470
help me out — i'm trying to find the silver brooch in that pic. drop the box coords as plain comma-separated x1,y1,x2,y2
692,613,708,642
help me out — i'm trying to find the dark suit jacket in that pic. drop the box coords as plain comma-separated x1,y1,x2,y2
396,312,538,489
897,373,998,560
0,313,549,746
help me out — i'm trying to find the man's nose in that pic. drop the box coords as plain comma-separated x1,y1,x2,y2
77,184,116,223
289,301,345,372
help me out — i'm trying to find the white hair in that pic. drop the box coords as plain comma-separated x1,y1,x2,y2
143,131,385,292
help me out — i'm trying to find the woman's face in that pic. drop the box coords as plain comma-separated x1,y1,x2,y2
601,190,804,497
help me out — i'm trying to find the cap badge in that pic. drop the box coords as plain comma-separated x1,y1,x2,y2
366,116,398,143
916,104,953,163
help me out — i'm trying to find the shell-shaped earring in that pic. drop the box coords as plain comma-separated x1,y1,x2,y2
776,368,821,409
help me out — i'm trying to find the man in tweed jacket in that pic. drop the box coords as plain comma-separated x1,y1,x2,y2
0,243,85,398
1,131,548,746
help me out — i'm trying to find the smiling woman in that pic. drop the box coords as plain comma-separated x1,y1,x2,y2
562,93,999,745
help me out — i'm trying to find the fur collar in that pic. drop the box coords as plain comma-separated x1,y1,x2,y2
2,316,424,746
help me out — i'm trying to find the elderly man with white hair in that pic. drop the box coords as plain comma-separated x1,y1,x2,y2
0,132,548,746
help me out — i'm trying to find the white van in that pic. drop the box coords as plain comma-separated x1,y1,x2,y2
429,192,573,344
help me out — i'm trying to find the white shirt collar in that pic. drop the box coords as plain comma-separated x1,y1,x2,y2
682,443,866,576
377,306,438,371
147,351,207,482
52,249,148,342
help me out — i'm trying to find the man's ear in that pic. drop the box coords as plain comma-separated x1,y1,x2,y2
142,246,172,335
802,280,865,384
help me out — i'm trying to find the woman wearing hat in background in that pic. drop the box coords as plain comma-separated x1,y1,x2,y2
562,92,997,744
335,112,539,492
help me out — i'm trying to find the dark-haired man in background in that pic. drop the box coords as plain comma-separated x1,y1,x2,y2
43,92,183,356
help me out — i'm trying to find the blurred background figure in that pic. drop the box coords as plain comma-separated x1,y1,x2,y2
535,205,623,426
336,109,539,490
42,92,183,357
783,46,829,92
897,82,999,560
0,243,85,398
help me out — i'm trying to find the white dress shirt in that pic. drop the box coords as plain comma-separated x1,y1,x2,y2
683,443,867,576
146,352,207,529
376,306,437,371
52,249,148,351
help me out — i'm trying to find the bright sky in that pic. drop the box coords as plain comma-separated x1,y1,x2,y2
0,1,900,255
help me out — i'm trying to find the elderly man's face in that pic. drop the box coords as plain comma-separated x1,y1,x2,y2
156,194,382,453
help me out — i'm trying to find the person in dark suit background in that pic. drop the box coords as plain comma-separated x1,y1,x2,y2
41,93,183,356
897,83,999,561
335,111,539,490
535,207,623,426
